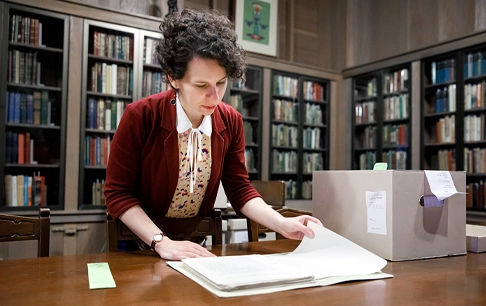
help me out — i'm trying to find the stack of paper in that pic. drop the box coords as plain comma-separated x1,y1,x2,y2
168,222,392,297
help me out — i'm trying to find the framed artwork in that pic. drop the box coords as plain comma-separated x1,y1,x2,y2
235,0,278,57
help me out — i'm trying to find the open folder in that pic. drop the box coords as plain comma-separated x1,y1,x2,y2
167,222,392,297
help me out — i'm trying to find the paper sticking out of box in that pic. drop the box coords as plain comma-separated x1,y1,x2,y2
466,224,486,253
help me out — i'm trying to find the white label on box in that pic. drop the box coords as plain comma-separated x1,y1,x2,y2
366,191,387,235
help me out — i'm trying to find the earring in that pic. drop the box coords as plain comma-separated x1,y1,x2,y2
170,99,176,105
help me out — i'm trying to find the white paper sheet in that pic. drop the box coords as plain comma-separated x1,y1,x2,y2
167,222,392,297
366,191,387,235
424,170,466,201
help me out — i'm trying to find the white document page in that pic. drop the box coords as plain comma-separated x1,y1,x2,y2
366,191,387,235
424,170,465,200
275,221,387,279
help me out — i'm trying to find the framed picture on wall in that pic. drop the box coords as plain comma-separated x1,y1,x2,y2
235,0,278,57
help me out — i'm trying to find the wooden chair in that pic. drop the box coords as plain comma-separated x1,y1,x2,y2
0,208,51,257
106,209,223,252
247,180,313,242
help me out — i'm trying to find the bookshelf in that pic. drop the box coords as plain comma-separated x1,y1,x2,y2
139,30,169,99
352,64,411,170
0,3,69,211
270,71,329,200
79,20,139,208
422,47,486,214
226,66,263,180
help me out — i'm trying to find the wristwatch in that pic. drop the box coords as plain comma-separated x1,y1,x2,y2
150,232,164,251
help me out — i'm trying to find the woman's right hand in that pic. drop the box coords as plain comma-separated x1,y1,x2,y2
155,237,216,260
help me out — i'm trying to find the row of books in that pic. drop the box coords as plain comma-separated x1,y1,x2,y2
5,131,38,165
6,91,51,125
464,114,486,142
93,31,133,60
272,124,298,148
284,180,298,199
359,151,376,170
382,124,408,147
358,126,376,149
228,95,244,113
244,148,257,172
272,149,297,173
273,99,298,122
272,75,298,98
302,81,324,101
303,127,321,149
9,15,43,46
302,152,323,173
437,149,456,171
4,174,47,207
383,68,409,94
466,181,486,209
464,52,486,79
355,101,376,124
84,135,111,166
87,99,128,131
90,62,133,96
142,71,167,97
464,82,485,110
91,179,106,205
464,147,486,174
144,37,160,65
383,94,409,121
243,121,255,145
8,50,41,85
304,103,323,125
435,115,456,144
302,181,312,200
382,150,407,170
431,59,455,84
433,85,457,113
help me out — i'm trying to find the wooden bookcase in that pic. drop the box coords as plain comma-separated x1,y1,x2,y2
422,46,486,215
270,71,330,200
79,20,139,208
226,65,263,180
352,64,411,170
0,2,69,211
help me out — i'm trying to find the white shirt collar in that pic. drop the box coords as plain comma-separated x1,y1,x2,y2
176,95,212,135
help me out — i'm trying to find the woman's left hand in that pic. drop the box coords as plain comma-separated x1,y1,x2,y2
277,216,323,240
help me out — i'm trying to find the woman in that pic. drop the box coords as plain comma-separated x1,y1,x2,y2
105,8,322,261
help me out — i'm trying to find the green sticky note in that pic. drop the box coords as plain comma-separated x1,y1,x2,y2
87,262,116,289
373,163,388,170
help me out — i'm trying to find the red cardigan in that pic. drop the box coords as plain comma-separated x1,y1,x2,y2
105,89,260,222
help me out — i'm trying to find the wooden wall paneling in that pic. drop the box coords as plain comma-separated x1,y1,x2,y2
319,0,347,72
437,0,475,42
411,60,421,170
371,0,404,62
293,0,319,67
476,0,486,31
65,16,83,211
407,1,439,54
346,0,373,68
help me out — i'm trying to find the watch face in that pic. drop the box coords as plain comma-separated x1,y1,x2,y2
154,233,163,242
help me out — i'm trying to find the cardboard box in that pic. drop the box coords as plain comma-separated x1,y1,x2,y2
313,170,466,261
466,224,486,253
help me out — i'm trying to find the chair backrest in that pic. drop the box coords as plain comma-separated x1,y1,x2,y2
247,207,313,242
106,209,223,252
0,208,51,257
251,180,286,208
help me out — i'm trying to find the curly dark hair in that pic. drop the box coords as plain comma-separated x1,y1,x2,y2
156,8,247,84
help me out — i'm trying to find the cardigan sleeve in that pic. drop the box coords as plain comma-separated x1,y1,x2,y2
104,102,146,219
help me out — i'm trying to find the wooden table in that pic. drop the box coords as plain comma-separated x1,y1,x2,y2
0,240,485,305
